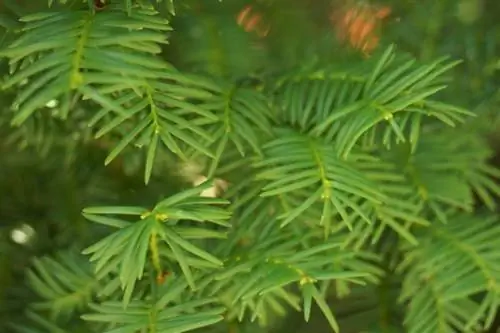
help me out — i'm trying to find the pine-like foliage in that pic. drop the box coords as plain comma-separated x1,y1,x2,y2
0,1,499,333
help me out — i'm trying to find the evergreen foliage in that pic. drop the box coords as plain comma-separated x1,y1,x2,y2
0,0,499,333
